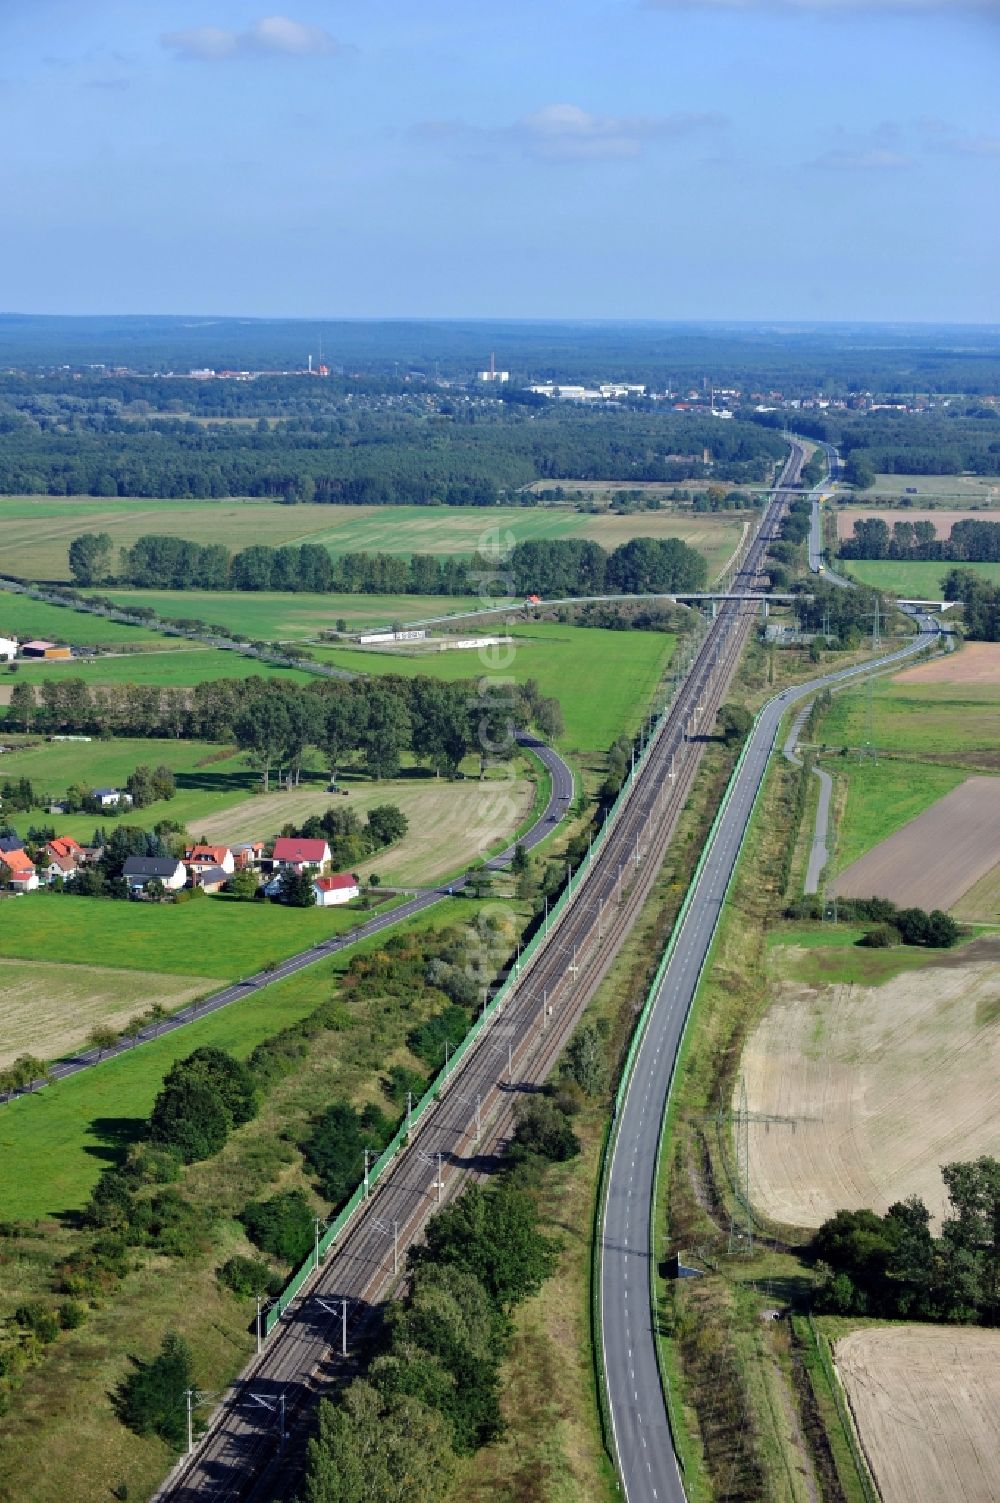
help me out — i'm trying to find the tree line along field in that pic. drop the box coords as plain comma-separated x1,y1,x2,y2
0,587,177,648
91,587,478,638
0,495,745,583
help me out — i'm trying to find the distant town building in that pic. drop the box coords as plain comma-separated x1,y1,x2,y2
477,353,509,383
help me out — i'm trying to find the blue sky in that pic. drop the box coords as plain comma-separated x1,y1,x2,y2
1,1,998,322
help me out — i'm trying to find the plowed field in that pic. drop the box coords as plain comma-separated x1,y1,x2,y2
741,949,1000,1230
894,641,1000,686
835,1326,1000,1503
830,776,1000,910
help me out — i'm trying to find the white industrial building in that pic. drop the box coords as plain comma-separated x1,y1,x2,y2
0,637,17,662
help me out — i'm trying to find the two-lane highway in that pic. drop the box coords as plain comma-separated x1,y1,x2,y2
599,602,940,1503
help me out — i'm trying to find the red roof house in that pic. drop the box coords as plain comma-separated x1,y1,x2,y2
313,872,360,907
185,844,235,875
46,836,84,863
272,837,331,871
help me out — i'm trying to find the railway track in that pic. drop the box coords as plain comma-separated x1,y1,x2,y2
152,442,808,1503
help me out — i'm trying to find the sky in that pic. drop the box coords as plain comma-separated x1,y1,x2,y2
1,0,998,323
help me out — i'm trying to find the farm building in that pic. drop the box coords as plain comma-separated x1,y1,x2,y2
20,640,72,660
313,873,360,907
0,636,17,661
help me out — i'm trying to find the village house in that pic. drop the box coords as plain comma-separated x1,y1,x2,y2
271,836,331,873
184,843,235,877
42,852,79,884
92,787,134,809
312,872,360,907
46,835,85,865
231,841,265,869
2,849,40,892
122,855,187,893
192,864,230,894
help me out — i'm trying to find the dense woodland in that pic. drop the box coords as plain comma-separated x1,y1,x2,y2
768,406,1000,481
68,530,708,597
0,377,783,499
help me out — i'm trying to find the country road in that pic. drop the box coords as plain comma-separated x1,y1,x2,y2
1,733,573,1104
599,570,940,1503
149,446,811,1503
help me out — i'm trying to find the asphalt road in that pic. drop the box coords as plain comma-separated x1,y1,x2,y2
599,608,941,1503
2,733,573,1104
808,441,853,588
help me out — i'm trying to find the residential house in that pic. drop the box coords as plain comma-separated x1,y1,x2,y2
271,836,331,873
42,852,79,885
2,849,39,892
92,787,134,809
185,844,235,877
231,841,265,870
0,835,25,857
192,864,230,894
46,835,85,865
122,855,187,893
313,872,360,907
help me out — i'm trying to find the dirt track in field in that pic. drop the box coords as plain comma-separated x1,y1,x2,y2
830,776,1000,910
741,955,1000,1230
835,1326,1000,1503
894,641,1000,686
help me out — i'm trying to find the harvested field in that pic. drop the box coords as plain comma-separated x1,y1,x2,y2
894,641,1000,686
952,860,1000,925
830,776,1000,910
834,1325,1000,1503
0,958,216,1068
835,507,990,540
189,775,535,885
741,947,1000,1230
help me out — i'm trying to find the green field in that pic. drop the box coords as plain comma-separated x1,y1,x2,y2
89,588,474,639
840,559,1000,595
848,474,1000,503
308,622,676,759
0,888,374,978
0,896,482,1220
0,495,744,581
0,736,262,839
820,677,1000,760
818,673,1000,871
0,589,169,648
2,647,311,696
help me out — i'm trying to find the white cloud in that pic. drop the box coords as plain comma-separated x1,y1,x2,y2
812,146,913,169
645,0,1000,11
416,103,726,164
162,15,341,61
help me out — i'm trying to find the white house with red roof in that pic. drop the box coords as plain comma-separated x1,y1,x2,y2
184,843,235,876
2,849,39,892
271,836,331,873
312,872,359,907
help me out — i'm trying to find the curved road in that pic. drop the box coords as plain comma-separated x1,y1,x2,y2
2,733,573,1104
599,588,940,1502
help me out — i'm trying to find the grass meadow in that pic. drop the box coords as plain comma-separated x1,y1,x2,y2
839,558,1000,595
0,589,168,648
0,495,744,581
816,671,1000,872
308,621,677,760
0,889,372,978
90,588,474,638
3,648,311,694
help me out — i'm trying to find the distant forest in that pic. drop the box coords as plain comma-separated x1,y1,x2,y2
5,314,1000,392
764,407,1000,481
0,376,783,501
